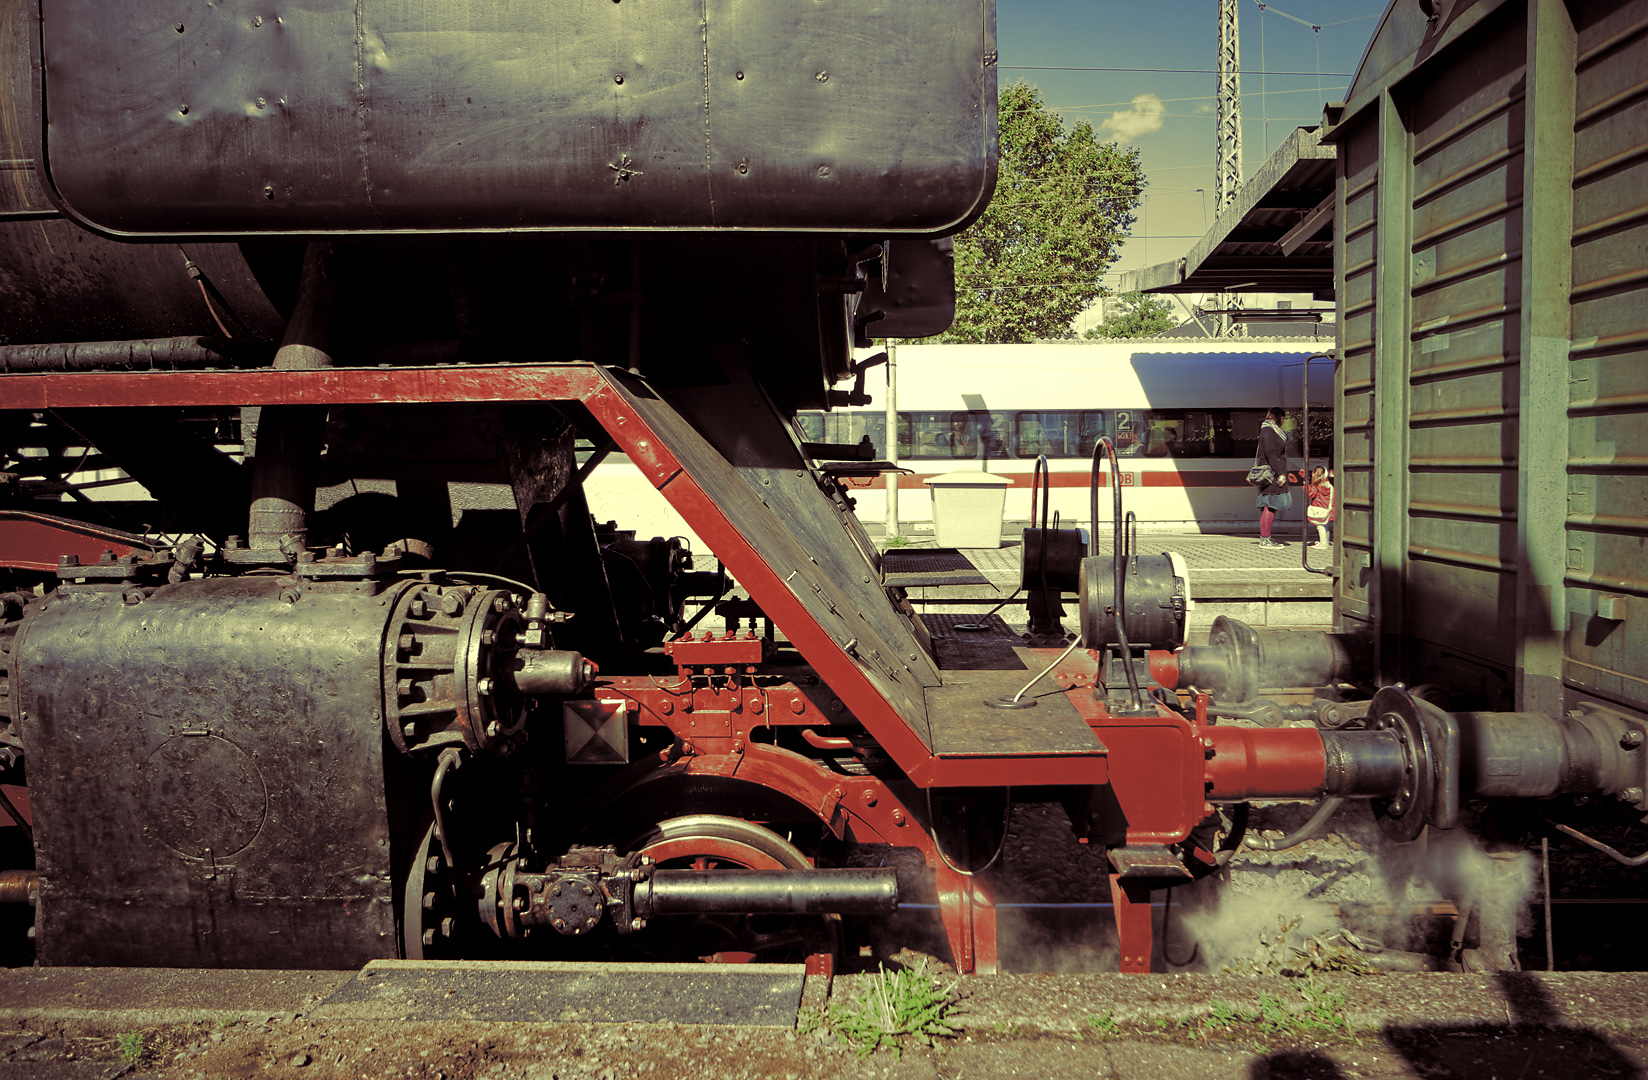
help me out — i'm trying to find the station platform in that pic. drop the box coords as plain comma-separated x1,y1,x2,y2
1,963,1642,1080
885,531,1338,636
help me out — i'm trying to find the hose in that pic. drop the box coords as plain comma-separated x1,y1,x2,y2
954,588,1022,632
1011,634,1085,704
1245,797,1345,851
430,747,465,889
1216,802,1251,867
926,787,1013,877
1089,436,1142,711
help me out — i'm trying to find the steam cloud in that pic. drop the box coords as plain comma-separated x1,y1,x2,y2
1100,94,1167,140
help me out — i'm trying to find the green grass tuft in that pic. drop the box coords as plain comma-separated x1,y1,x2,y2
827,960,961,1058
116,1031,144,1065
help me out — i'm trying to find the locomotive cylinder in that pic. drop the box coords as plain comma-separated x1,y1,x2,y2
14,577,405,967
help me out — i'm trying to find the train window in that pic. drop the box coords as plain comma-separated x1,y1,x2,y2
901,411,1012,460
1111,410,1145,457
1015,411,1108,458
1227,409,1334,464
795,412,886,457
1134,411,1215,458
1288,408,1335,464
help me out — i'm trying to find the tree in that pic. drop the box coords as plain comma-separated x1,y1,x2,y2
1084,292,1179,339
942,82,1145,344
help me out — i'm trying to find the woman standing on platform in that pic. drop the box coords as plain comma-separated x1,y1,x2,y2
1254,407,1291,548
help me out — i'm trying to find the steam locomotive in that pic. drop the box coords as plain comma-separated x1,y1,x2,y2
0,0,1641,974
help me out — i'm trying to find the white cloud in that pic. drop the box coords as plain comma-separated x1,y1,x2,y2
1100,94,1167,140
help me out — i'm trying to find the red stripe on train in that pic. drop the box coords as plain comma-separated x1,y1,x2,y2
879,471,1257,490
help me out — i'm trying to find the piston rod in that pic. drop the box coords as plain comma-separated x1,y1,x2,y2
635,868,898,917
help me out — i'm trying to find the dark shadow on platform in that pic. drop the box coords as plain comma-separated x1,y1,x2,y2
1250,1050,1347,1079
1377,971,1641,1079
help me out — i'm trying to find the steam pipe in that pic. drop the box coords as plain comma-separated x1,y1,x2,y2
247,242,338,551
0,336,272,372
1204,725,1406,801
635,868,899,916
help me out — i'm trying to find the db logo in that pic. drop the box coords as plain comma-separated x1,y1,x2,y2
1118,472,1137,487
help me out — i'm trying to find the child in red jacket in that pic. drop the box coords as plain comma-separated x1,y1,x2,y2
1306,466,1335,548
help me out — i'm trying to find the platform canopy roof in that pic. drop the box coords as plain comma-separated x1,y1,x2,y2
1120,125,1336,297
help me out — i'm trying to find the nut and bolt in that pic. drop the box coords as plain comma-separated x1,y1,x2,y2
553,918,566,930
439,917,455,937
630,918,647,931
1621,730,1644,749
513,896,528,912
493,596,510,614
477,678,495,697
1624,787,1645,803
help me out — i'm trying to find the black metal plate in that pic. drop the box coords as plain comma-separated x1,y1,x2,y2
39,0,996,236
883,549,990,589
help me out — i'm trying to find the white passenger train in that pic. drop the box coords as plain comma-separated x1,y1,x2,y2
584,341,1335,542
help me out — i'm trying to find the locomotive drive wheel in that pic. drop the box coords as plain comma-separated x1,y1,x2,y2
626,814,840,965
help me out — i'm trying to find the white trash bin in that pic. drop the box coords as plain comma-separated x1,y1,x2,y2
924,469,1011,549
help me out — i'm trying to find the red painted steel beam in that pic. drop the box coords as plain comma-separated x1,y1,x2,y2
0,512,156,572
0,364,607,410
1204,726,1328,801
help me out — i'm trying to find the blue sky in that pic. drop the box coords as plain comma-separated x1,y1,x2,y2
994,0,1391,283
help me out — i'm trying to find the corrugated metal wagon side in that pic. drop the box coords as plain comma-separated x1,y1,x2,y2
1326,0,1648,719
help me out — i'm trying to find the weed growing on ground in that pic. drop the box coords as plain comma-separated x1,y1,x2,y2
116,1031,144,1064
883,536,911,548
1084,1011,1120,1039
827,959,961,1058
1183,981,1352,1045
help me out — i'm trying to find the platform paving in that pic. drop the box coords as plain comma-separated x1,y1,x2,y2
0,965,1643,1080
